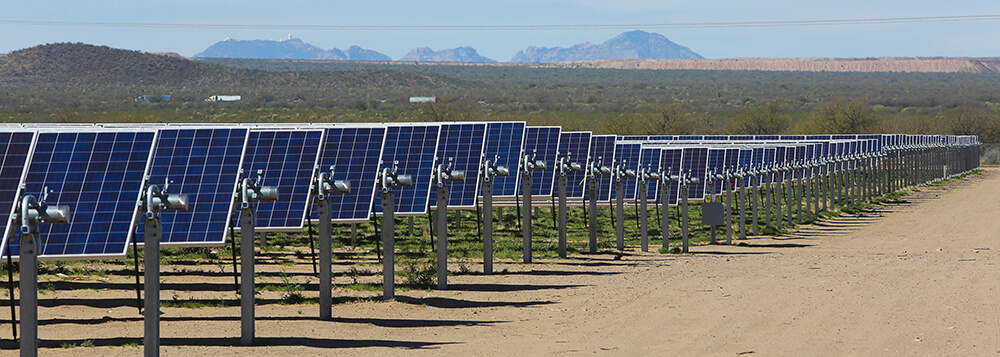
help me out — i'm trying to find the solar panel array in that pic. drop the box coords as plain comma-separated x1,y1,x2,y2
0,123,982,263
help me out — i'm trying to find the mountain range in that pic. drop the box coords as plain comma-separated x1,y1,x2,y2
193,31,702,63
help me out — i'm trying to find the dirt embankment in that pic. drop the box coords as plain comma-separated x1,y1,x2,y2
555,57,1000,73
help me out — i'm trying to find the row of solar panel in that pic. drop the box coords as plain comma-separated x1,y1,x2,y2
0,123,978,262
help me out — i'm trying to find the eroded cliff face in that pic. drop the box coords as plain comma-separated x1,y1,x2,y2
545,58,1000,73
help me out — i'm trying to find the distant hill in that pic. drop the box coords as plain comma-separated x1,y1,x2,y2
0,43,461,87
194,37,391,61
399,47,496,63
511,30,703,63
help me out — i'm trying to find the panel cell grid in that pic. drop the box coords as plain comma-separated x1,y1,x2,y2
237,129,323,231
638,147,661,202
373,125,441,216
681,147,709,200
0,131,36,254
139,128,248,246
314,127,386,223
12,131,155,259
521,126,561,198
482,122,525,197
660,148,683,205
430,123,487,209
610,142,641,201
557,132,592,199
585,135,616,202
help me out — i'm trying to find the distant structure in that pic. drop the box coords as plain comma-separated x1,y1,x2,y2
136,95,171,102
205,95,242,102
409,97,441,103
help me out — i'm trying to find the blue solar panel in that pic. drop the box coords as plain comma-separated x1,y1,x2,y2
660,148,683,205
730,135,754,141
585,135,616,202
0,131,36,255
649,135,675,141
620,135,649,141
725,148,741,189
521,126,561,198
681,147,709,200
315,126,386,223
755,135,779,141
558,131,592,199
638,147,661,201
794,145,806,179
429,123,487,209
704,135,729,141
237,129,323,231
706,148,726,195
482,122,525,198
738,148,753,188
771,146,786,184
610,142,641,201
373,124,441,216
138,128,249,246
12,131,155,259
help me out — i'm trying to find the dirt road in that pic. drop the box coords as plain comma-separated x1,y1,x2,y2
11,169,999,356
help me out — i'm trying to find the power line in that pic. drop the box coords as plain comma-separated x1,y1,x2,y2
1,15,999,31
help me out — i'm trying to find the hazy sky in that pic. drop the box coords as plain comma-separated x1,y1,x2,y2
3,0,1000,61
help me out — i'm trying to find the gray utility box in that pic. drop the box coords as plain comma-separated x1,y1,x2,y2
702,202,725,226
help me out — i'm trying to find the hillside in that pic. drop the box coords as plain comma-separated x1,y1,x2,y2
511,30,703,63
0,43,461,87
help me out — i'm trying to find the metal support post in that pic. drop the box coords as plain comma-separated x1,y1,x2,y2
522,172,532,263
616,180,625,251
437,185,448,289
143,216,162,356
381,190,395,300
681,185,690,253
240,207,256,346
483,180,494,273
558,175,568,258
588,178,598,253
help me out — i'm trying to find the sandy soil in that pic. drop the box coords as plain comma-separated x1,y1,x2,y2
4,169,998,356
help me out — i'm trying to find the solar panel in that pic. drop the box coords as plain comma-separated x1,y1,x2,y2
661,148,683,205
610,142,641,202
794,145,806,179
482,122,526,198
725,148,741,188
585,135,616,202
0,131,36,255
236,129,323,231
11,130,156,259
638,147,662,201
706,148,726,195
704,135,729,141
137,128,249,246
314,126,386,223
557,131,592,199
764,147,779,184
373,124,441,216
680,147,709,200
429,123,487,209
520,126,562,198
738,148,753,188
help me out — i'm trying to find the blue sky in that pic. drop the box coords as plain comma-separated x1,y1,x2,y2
2,0,999,61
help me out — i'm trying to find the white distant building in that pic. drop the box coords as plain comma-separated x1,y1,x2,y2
205,95,241,102
409,96,440,103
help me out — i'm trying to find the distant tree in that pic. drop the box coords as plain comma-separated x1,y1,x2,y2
949,105,1000,142
638,101,702,135
807,98,881,134
728,99,789,135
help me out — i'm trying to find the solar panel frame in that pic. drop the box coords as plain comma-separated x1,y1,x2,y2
586,135,617,202
429,122,488,210
520,126,562,199
11,129,157,260
373,124,442,216
680,147,709,200
236,129,324,232
482,122,526,199
661,148,683,205
610,142,641,202
0,130,37,256
557,131,592,200
314,125,387,223
137,127,250,247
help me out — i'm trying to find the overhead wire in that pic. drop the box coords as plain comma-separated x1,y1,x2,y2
1,15,999,31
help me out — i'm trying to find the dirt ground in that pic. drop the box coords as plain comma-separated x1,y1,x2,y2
4,168,999,356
